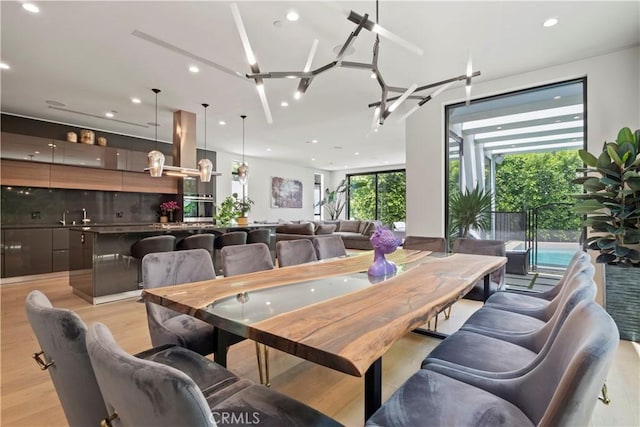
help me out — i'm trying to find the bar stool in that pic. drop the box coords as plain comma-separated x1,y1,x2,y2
130,235,176,287
176,234,216,263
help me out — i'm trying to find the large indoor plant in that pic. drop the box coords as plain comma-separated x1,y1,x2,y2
316,179,347,220
448,185,493,239
573,126,640,341
215,193,254,226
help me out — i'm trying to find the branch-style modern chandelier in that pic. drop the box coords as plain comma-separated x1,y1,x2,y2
145,89,220,180
231,2,480,126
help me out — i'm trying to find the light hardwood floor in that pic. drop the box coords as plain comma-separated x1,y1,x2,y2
1,275,638,426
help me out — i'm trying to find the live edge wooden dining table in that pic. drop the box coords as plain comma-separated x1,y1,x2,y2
142,249,506,420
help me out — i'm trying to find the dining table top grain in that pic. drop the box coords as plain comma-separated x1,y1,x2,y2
142,250,506,377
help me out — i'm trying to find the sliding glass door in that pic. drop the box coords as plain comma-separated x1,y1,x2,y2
347,170,406,225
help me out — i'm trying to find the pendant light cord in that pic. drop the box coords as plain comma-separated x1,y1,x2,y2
202,103,209,159
241,114,247,163
152,88,160,150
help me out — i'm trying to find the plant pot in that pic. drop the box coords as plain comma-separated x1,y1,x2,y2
159,216,168,223
236,216,249,226
604,264,640,342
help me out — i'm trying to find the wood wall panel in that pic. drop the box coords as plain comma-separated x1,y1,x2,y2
122,171,178,194
50,164,122,191
0,159,50,187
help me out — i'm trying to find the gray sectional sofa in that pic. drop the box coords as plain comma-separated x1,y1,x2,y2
275,219,378,250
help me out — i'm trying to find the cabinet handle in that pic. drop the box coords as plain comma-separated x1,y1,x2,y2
81,234,85,244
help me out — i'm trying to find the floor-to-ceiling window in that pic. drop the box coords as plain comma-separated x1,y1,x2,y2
347,169,406,225
445,78,586,272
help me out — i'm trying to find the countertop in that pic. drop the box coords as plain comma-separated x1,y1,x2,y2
67,223,278,235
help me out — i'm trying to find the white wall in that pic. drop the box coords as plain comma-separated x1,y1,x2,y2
406,46,640,304
406,46,640,238
214,150,330,222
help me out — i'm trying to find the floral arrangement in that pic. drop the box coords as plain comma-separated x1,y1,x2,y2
370,225,402,254
160,201,180,214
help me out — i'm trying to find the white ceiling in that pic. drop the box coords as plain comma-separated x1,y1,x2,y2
1,1,638,171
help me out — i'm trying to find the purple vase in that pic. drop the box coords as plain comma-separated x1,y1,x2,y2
368,247,397,278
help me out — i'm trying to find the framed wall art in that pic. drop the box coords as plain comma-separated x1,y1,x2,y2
271,177,303,208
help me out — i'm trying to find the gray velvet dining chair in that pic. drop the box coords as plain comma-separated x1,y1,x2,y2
484,250,590,312
453,238,506,300
276,239,318,267
421,270,596,375
221,242,274,277
25,290,108,427
86,322,341,427
142,249,224,356
313,235,347,259
403,235,446,252
130,234,176,286
221,242,274,386
462,254,595,332
366,300,619,427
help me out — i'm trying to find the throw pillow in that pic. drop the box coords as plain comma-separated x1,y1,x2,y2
339,220,361,233
316,224,337,235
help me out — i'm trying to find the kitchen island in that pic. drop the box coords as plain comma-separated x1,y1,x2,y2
69,223,276,304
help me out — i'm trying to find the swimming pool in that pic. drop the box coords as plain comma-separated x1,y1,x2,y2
512,243,579,269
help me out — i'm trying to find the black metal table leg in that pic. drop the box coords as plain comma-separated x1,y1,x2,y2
484,273,490,302
215,330,230,367
364,358,382,420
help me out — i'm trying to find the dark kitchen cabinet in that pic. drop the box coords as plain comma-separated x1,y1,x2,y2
52,228,69,272
3,228,52,277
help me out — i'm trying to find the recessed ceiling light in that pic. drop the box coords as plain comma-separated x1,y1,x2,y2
266,148,272,152
218,120,226,126
543,17,559,27
294,91,302,100
554,96,561,100
105,112,115,118
131,97,141,104
286,11,299,21
354,152,360,156
373,128,379,133
311,157,316,161
311,139,318,143
22,3,39,13
370,72,376,79
281,101,289,107
0,62,9,70
189,65,200,73
34,151,40,154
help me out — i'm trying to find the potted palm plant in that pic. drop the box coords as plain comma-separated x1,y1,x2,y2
573,126,640,341
448,185,493,239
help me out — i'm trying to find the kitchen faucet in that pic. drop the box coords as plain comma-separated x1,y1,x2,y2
59,210,68,226
81,208,91,224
